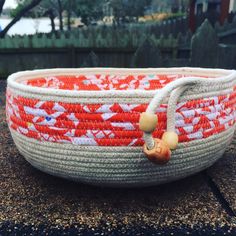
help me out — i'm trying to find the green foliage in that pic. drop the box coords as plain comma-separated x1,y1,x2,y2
2,0,190,24
10,0,33,17
111,0,152,24
9,0,188,30
11,0,106,26
74,0,105,25
166,12,187,20
151,0,189,13
11,0,59,18
12,1,45,16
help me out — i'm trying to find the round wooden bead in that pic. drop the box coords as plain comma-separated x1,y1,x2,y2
139,112,158,133
162,131,179,150
143,139,171,165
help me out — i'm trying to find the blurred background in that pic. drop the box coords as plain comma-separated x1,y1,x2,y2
0,0,235,77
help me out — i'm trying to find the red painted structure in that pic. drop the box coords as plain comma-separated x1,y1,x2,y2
189,0,231,32
220,0,230,24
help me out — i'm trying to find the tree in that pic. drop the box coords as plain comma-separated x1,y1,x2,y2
39,0,64,31
110,0,152,25
180,0,189,13
73,0,105,26
171,0,179,13
0,0,5,15
0,0,42,38
57,0,63,30
11,0,65,32
44,8,56,32
151,0,189,13
64,0,77,30
110,0,125,25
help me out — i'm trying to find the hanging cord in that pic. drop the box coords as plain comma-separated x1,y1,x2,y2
139,73,236,164
167,86,188,132
143,86,188,151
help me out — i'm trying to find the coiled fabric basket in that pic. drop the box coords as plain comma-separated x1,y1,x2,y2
6,68,236,187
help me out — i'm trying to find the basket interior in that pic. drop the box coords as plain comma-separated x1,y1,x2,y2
20,73,211,91
7,69,236,147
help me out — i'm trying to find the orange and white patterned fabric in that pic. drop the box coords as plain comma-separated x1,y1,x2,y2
22,74,209,91
6,74,236,146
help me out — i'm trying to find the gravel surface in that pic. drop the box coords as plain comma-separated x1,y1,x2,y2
0,80,235,235
207,140,236,214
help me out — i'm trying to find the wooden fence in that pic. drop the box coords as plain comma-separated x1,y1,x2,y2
0,13,236,49
0,19,235,78
0,26,191,49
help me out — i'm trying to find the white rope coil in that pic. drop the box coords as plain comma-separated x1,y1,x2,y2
143,72,236,150
11,127,235,187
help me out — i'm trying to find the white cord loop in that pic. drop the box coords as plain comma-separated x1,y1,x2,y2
166,86,188,132
142,72,236,151
144,82,195,150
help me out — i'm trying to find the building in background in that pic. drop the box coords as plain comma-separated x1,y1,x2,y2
229,0,236,12
193,0,236,14
194,0,221,15
189,0,236,31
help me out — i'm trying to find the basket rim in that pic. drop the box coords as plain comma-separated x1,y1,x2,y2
7,67,236,98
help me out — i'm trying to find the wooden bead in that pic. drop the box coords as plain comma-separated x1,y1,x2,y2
139,112,158,133
162,131,179,150
143,139,171,165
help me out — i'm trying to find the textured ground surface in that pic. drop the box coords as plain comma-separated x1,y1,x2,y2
0,80,236,235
